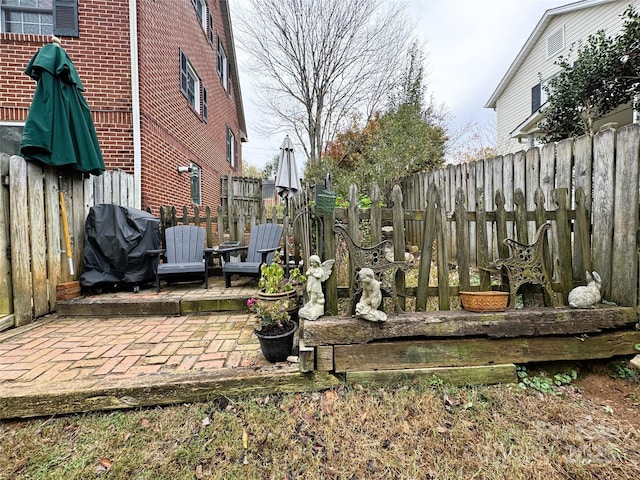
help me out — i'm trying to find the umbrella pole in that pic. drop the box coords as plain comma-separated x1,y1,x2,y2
283,198,289,275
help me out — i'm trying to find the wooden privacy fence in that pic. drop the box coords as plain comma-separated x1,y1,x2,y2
0,154,135,329
321,180,622,315
397,124,640,307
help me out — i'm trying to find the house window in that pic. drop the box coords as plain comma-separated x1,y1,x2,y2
217,34,228,91
531,78,552,113
1,0,53,34
226,127,236,167
208,10,214,46
180,49,201,114
192,0,206,31
546,25,565,58
190,162,202,205
0,0,78,37
0,123,24,155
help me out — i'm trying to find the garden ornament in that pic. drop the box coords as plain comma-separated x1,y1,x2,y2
568,271,602,308
299,255,335,321
354,267,387,322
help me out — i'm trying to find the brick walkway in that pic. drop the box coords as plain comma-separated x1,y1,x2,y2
0,312,268,387
0,275,280,387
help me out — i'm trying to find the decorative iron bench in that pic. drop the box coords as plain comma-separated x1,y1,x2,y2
333,224,408,315
494,222,558,308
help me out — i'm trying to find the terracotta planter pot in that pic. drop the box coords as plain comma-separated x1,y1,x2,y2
257,289,300,322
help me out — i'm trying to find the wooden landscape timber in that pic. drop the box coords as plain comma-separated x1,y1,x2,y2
302,306,640,381
0,367,341,419
345,364,518,387
333,329,640,373
303,306,639,345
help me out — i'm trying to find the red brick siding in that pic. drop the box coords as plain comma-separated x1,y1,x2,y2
137,0,242,210
1,0,244,213
0,0,133,172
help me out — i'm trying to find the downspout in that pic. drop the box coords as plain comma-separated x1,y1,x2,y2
129,0,142,209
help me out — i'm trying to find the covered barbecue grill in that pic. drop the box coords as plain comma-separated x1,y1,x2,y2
80,204,160,292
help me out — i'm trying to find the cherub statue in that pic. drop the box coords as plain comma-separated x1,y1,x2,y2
354,268,387,322
299,255,335,321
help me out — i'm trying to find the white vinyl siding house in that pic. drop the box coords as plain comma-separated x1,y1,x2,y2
486,0,639,154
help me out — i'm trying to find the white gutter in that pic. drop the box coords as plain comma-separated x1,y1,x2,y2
129,0,142,209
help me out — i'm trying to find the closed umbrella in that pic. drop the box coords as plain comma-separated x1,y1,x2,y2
19,39,105,175
275,135,301,272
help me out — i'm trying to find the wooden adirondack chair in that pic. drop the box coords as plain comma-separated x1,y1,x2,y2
148,226,214,292
220,223,283,288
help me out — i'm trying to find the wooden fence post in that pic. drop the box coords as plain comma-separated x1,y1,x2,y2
416,183,438,311
455,188,470,290
553,188,573,305
391,185,406,311
476,187,490,291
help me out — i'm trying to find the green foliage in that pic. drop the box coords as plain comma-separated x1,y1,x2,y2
258,251,305,294
247,297,290,328
516,365,577,395
317,42,446,198
608,359,639,380
539,6,640,142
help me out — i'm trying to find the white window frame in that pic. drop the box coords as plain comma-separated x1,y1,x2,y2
226,126,235,167
191,0,207,31
217,34,228,91
180,49,201,114
0,0,53,35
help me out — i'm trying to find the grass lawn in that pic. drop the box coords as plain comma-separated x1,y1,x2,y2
1,360,639,480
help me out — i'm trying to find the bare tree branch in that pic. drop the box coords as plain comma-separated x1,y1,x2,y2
236,0,413,166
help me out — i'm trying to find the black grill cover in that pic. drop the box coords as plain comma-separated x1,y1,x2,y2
80,204,160,287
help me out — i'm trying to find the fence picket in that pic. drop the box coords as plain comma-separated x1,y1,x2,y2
27,162,48,317
591,128,616,298
611,125,640,306
0,154,13,316
9,156,32,326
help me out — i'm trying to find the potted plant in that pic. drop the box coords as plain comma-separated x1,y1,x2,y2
247,297,298,362
257,251,306,309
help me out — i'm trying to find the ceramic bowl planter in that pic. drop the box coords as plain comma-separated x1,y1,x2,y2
459,291,509,312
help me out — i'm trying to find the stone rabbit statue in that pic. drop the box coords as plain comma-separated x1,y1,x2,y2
568,271,602,308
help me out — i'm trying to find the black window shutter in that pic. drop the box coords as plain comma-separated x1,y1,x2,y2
208,12,214,46
202,86,208,122
234,136,238,169
180,49,188,96
53,0,79,37
531,84,541,113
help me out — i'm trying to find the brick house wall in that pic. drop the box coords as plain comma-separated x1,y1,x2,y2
0,0,133,170
137,0,243,210
0,0,245,212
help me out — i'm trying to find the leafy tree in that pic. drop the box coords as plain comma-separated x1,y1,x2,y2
242,163,265,179
321,43,446,197
539,6,640,142
237,0,413,167
262,155,280,180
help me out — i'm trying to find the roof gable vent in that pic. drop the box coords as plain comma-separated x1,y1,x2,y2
546,25,565,58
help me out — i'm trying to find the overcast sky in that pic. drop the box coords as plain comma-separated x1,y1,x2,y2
231,0,568,169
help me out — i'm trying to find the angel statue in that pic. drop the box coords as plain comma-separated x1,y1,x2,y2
354,268,387,322
299,255,335,321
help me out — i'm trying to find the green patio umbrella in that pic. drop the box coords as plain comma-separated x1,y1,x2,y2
19,40,105,175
